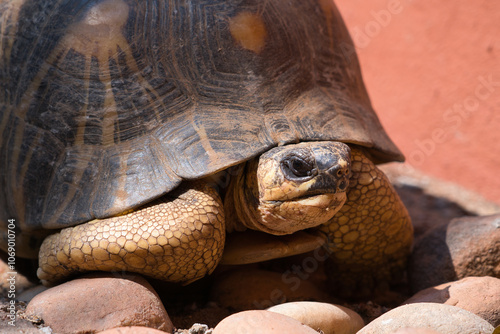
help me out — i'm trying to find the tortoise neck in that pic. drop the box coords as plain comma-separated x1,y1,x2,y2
224,159,268,234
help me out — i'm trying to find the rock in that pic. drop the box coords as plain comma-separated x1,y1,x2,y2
381,163,500,236
25,273,173,333
186,323,210,333
98,326,171,334
381,165,474,239
210,267,328,310
267,301,363,334
390,329,440,334
405,276,500,327
0,325,48,334
408,214,500,292
358,303,494,334
0,294,49,333
17,285,48,303
212,310,318,334
0,256,35,293
0,316,47,334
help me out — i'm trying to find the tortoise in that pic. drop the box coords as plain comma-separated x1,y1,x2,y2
0,0,413,291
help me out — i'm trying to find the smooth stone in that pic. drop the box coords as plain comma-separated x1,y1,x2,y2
358,303,494,334
98,326,171,334
210,268,328,310
17,285,48,302
267,301,364,334
409,214,500,292
25,273,173,334
390,329,441,334
0,315,47,334
0,256,34,293
404,276,500,327
212,310,318,334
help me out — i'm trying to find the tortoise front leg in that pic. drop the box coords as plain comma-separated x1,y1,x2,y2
319,148,413,297
37,182,225,286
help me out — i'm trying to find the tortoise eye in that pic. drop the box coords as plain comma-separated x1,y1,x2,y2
281,155,316,180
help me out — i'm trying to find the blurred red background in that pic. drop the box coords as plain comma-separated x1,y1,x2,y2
336,0,500,205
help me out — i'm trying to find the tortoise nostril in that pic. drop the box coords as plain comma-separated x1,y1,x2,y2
334,167,350,191
335,167,349,178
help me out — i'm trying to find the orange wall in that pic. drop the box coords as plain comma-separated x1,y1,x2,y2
336,0,500,205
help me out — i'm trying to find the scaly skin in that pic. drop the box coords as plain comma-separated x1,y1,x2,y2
37,182,225,285
37,144,412,290
319,148,413,297
225,141,350,235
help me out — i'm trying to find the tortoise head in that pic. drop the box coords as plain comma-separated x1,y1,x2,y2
228,141,351,235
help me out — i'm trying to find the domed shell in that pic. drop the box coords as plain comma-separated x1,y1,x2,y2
0,0,403,231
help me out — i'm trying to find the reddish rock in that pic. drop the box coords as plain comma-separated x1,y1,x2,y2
390,329,440,334
210,268,329,310
0,313,46,334
267,301,364,334
405,276,500,327
408,214,500,292
213,310,318,334
25,273,173,334
358,303,494,334
98,326,170,334
17,285,48,303
0,256,34,293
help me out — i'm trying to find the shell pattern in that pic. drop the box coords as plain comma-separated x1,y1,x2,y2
0,0,402,231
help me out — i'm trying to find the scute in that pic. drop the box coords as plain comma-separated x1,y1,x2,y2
0,0,402,232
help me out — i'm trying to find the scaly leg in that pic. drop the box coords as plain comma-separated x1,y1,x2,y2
37,182,225,285
319,148,413,297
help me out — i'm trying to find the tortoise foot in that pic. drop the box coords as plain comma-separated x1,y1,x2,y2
37,182,225,285
320,148,413,298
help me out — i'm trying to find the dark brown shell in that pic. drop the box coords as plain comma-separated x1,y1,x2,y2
0,0,403,231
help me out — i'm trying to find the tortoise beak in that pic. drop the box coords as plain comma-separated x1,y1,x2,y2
242,141,353,235
263,141,351,202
